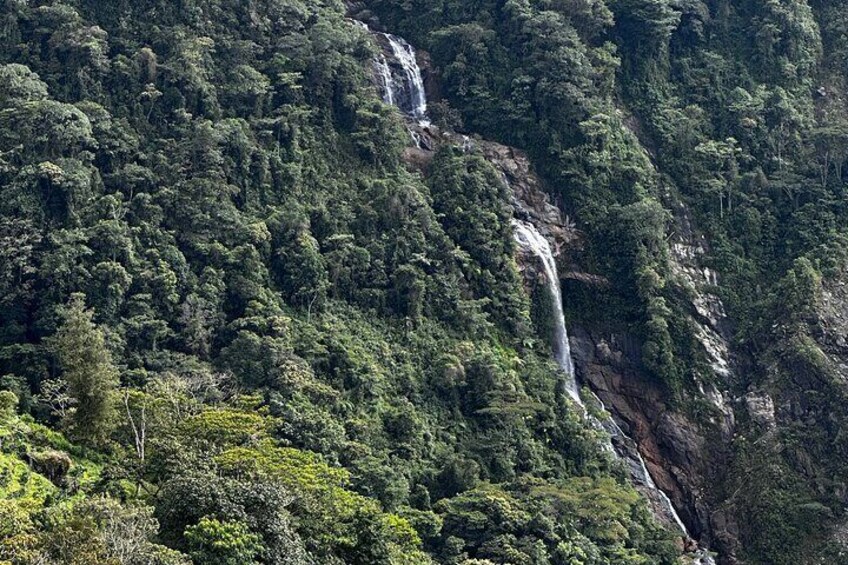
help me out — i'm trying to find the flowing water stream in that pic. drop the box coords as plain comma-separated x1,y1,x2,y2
512,220,581,404
357,21,429,123
380,32,428,121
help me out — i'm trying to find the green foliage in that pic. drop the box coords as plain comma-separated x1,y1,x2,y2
0,0,714,563
40,497,190,565
433,479,677,564
0,392,16,420
181,409,271,446
773,257,822,326
50,294,119,446
0,400,183,564
427,147,528,332
154,464,309,564
185,517,264,565
727,435,835,564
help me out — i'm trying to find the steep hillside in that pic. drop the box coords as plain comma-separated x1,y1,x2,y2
354,0,848,563
4,0,848,563
0,1,682,564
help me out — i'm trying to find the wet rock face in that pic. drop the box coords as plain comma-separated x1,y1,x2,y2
564,200,742,559
571,326,740,563
400,125,585,268
668,202,734,384
416,48,440,107
479,142,576,251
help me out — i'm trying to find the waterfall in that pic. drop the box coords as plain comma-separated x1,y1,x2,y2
512,219,581,404
512,219,716,565
355,21,429,124
356,18,714,563
373,52,395,108
380,32,428,122
597,407,689,532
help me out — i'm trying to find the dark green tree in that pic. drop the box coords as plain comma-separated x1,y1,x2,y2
51,294,119,445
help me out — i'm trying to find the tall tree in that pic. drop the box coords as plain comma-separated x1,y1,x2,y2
52,293,118,445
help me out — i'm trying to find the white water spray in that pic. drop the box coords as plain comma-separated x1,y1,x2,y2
512,219,581,404
380,32,428,122
355,20,430,148
373,52,395,107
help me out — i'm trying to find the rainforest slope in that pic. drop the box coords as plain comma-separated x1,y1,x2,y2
3,0,848,563
0,1,679,564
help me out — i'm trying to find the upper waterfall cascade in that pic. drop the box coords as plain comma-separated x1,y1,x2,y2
380,32,428,121
357,21,429,122
511,219,715,565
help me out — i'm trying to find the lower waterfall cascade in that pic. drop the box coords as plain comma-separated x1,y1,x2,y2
512,219,582,404
511,219,716,565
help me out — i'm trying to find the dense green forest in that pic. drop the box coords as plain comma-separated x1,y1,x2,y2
0,0,679,564
2,0,848,563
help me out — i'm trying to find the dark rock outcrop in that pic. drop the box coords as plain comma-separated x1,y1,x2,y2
571,327,740,562
28,449,72,486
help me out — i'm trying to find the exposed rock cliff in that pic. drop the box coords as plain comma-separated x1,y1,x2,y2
570,327,740,561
